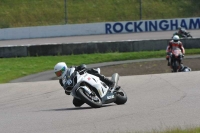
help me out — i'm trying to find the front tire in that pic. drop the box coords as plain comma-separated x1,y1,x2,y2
114,88,127,105
77,88,102,108
172,60,179,72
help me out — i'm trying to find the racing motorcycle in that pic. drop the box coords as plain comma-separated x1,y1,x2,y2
172,30,193,39
63,67,127,108
168,48,191,72
168,48,183,72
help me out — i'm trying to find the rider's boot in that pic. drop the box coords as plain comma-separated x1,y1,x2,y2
104,77,114,89
73,98,85,107
98,75,114,89
98,74,121,91
102,76,121,91
167,61,170,66
166,55,170,66
106,79,121,92
166,58,170,66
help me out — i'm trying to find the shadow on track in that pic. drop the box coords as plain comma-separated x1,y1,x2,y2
40,104,115,112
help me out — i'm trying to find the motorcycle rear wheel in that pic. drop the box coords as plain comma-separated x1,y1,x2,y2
77,88,102,108
114,88,127,105
186,32,193,38
188,34,193,38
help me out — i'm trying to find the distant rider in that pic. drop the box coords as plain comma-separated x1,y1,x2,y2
53,62,116,107
173,26,188,38
166,35,185,70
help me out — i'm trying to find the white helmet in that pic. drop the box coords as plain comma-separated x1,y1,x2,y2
173,35,179,42
54,62,67,79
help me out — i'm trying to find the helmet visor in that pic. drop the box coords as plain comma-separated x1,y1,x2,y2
55,67,66,77
55,70,62,77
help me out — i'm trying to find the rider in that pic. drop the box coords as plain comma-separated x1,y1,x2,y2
173,26,187,38
166,35,185,70
54,62,115,95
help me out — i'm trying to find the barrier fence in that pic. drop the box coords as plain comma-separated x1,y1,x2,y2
1,38,199,58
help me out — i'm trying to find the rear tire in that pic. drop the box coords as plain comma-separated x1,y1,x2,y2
187,33,193,38
114,88,127,105
77,88,102,108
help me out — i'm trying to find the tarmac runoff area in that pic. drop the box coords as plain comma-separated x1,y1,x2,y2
1,31,200,133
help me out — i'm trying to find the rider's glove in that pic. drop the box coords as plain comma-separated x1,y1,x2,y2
167,52,172,56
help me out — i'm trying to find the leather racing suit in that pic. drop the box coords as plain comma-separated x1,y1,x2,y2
166,40,185,67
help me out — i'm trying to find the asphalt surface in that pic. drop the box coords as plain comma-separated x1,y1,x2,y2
1,72,200,133
1,30,200,133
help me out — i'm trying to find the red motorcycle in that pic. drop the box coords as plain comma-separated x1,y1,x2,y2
168,48,184,72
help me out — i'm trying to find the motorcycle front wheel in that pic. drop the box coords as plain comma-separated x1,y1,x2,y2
77,88,102,108
172,60,179,72
114,88,127,105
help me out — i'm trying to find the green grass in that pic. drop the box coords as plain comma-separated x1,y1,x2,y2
0,0,200,28
1,49,200,83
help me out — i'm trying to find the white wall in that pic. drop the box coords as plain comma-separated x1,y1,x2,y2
0,17,199,40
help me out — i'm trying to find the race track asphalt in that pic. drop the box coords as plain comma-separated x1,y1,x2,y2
1,30,200,133
1,72,200,133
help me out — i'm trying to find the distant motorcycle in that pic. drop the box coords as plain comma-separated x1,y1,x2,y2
64,67,127,108
172,29,193,39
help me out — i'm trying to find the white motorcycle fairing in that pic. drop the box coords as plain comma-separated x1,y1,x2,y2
64,68,116,104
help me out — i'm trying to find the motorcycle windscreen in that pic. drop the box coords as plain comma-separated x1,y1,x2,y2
65,69,77,90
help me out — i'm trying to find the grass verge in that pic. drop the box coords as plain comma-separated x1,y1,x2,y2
1,49,200,83
0,0,200,28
